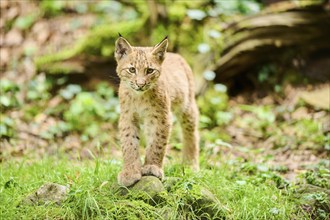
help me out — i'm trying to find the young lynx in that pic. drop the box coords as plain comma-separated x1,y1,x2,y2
115,35,199,186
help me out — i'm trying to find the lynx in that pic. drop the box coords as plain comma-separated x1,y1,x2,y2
115,35,199,186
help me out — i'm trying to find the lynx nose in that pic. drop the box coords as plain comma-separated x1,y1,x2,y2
136,79,146,88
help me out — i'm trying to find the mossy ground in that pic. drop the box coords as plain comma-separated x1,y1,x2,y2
0,155,310,220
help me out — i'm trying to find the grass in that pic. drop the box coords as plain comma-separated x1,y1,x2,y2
1,79,328,219
0,154,313,220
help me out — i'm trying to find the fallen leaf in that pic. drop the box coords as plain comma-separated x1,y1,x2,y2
299,85,330,110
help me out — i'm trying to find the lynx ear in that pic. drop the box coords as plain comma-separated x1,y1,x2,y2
115,36,132,61
152,36,168,62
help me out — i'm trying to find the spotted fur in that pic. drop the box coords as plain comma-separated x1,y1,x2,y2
115,36,199,186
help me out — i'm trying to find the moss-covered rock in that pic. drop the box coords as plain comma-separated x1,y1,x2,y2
113,176,166,205
113,176,226,219
20,183,69,206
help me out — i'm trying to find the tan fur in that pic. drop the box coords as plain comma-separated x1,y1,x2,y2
115,36,199,186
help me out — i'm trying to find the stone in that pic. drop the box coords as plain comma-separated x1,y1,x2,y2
113,176,166,205
20,183,69,206
131,176,165,196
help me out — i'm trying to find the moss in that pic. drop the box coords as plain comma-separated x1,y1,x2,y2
35,15,148,73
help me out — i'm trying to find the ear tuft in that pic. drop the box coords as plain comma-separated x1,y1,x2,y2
152,36,168,62
115,37,132,61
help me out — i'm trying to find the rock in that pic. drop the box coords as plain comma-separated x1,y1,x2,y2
20,183,69,206
113,176,166,205
112,176,226,218
131,176,165,196
299,85,330,110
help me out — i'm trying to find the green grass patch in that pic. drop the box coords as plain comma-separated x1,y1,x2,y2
0,156,314,219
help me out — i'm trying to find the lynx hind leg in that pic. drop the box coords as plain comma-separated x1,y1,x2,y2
179,103,200,171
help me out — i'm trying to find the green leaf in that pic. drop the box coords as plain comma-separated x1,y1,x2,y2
0,96,11,107
187,9,207,20
14,14,38,30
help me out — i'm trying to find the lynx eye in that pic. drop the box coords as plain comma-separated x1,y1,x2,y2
146,68,154,74
128,67,136,73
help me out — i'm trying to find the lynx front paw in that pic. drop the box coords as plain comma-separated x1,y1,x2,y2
141,165,164,180
117,169,142,187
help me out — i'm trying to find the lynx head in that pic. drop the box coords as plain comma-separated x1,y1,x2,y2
115,36,168,92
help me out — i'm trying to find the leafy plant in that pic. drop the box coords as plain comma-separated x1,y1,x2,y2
0,115,15,139
26,74,51,101
198,84,229,128
40,0,66,17
63,83,119,138
303,166,330,189
14,14,38,30
0,79,20,110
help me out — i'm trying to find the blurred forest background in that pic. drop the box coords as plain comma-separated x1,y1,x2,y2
0,0,329,219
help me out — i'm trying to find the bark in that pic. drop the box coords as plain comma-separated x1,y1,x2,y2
214,3,330,82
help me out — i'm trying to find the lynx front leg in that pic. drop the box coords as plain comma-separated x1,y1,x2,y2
142,112,171,180
117,116,142,186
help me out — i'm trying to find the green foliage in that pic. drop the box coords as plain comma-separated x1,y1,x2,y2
214,0,261,15
40,0,66,17
35,17,147,71
0,115,15,139
198,84,230,128
35,0,263,75
0,157,308,220
303,163,330,189
0,79,20,110
26,74,51,101
59,84,82,100
63,83,119,138
240,105,276,128
272,118,326,151
14,14,38,30
40,121,70,140
0,80,20,139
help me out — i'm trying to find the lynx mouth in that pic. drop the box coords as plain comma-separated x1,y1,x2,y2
132,85,150,92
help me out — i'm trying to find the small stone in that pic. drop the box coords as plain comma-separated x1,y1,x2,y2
20,183,69,206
